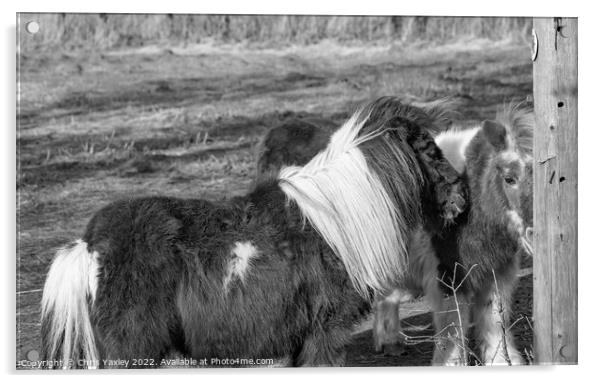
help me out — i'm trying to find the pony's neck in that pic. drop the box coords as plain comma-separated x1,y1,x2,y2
242,179,303,230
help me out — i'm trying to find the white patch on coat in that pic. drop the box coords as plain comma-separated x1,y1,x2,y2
278,110,407,298
435,126,480,173
41,239,100,369
223,241,259,290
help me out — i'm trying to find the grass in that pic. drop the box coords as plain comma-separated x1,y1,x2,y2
16,36,533,365
18,15,532,52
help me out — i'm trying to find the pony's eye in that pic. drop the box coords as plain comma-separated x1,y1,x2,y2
504,176,517,185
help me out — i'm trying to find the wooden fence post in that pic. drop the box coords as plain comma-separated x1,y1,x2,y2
532,17,578,365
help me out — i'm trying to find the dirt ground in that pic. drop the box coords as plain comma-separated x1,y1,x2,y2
16,39,534,367
346,269,533,366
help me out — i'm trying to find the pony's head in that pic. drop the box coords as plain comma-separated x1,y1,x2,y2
278,97,464,297
472,105,534,254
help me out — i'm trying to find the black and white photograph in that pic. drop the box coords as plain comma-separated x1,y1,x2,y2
14,9,578,371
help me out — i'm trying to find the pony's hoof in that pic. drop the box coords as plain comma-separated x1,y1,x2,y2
506,349,525,366
381,344,403,356
483,349,524,366
445,358,466,367
431,344,467,366
431,355,466,367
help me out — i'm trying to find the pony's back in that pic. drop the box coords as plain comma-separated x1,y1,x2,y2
257,97,459,179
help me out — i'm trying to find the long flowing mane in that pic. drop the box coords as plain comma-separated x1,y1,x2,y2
278,98,424,297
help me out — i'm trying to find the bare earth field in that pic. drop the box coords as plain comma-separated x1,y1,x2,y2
17,39,534,367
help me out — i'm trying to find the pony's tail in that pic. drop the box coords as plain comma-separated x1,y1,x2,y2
41,240,100,369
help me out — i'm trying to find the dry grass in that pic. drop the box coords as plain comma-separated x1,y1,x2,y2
18,15,532,52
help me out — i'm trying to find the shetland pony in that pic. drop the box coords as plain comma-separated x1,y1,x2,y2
257,102,534,366
430,105,533,365
256,117,339,176
255,98,463,354
40,97,466,368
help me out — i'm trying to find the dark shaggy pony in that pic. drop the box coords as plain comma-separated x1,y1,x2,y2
256,117,340,176
41,97,466,368
257,101,534,366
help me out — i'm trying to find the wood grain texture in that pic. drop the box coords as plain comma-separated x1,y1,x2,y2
532,17,578,365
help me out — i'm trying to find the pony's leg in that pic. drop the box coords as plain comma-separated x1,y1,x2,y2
405,228,470,366
429,289,472,366
94,315,171,368
93,285,180,368
373,289,412,353
473,278,523,366
293,326,350,367
418,246,470,366
268,357,294,368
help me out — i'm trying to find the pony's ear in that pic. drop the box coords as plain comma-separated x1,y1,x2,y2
482,120,507,151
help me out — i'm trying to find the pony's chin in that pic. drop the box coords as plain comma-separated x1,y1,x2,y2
521,227,534,257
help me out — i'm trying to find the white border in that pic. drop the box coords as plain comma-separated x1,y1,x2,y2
3,1,599,382
6,0,580,16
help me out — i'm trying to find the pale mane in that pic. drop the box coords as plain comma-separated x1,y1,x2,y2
278,110,407,297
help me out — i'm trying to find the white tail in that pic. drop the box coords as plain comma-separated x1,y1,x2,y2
278,111,407,298
41,239,99,369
